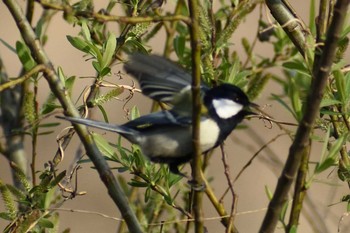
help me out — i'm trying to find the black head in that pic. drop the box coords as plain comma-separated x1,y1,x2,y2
203,84,256,145
204,84,253,120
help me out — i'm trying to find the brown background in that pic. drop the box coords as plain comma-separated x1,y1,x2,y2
1,1,349,232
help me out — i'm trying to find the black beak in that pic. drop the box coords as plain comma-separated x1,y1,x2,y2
245,102,260,116
249,102,260,108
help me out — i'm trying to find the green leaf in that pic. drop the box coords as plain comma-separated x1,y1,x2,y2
320,99,341,108
66,36,90,53
125,38,148,53
37,130,55,136
308,0,316,35
89,43,103,63
144,187,151,202
81,21,91,42
333,69,346,104
163,193,174,205
78,159,92,164
16,41,36,71
242,37,251,55
264,186,273,200
97,104,109,123
41,103,60,115
100,67,111,77
226,56,240,85
92,133,118,160
168,173,183,187
320,109,350,115
271,94,297,120
315,133,348,174
106,0,118,12
315,157,337,174
57,66,66,86
65,75,76,95
174,36,185,58
327,133,348,159
130,106,140,120
336,37,349,61
35,17,45,40
117,167,129,173
102,33,116,69
128,180,148,188
220,54,249,88
288,78,302,121
0,212,14,221
280,200,289,222
282,61,311,78
47,212,60,232
50,170,66,187
56,67,76,95
319,126,331,164
0,38,16,53
38,218,54,228
92,60,101,73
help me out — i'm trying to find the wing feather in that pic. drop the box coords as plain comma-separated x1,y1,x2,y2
124,54,193,103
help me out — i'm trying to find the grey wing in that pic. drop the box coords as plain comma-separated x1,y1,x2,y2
123,110,192,130
124,54,193,103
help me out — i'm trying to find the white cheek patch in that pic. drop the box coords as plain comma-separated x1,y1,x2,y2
212,99,243,119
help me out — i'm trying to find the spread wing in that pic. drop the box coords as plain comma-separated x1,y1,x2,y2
124,54,208,104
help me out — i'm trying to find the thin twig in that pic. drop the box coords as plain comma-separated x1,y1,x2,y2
0,64,47,92
203,176,239,233
234,133,287,183
46,208,124,221
220,144,237,233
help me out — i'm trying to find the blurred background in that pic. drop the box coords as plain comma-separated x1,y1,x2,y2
0,1,349,232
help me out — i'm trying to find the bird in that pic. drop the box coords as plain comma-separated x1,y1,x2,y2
57,54,258,176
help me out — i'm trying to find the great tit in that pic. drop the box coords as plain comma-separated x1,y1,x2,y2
58,54,257,176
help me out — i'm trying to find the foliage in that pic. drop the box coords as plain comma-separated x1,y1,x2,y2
0,0,349,233
0,163,66,233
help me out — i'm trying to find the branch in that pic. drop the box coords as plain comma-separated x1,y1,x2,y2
36,0,191,24
0,51,27,189
265,0,309,57
286,144,310,231
3,1,142,232
0,64,47,92
188,0,204,232
259,0,350,232
204,177,239,233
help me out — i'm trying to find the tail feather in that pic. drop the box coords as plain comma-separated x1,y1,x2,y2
56,116,136,136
